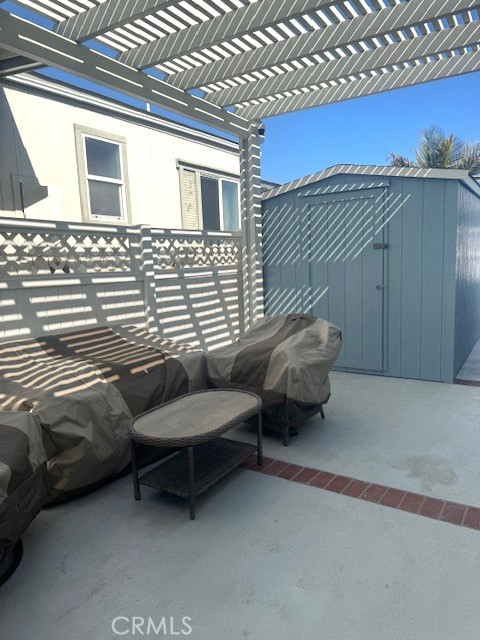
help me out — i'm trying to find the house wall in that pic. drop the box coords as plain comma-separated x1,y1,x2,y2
263,173,460,383
0,83,239,227
454,182,480,376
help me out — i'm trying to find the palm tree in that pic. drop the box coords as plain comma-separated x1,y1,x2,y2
387,126,480,175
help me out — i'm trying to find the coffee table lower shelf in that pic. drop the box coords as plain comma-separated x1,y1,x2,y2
139,437,257,506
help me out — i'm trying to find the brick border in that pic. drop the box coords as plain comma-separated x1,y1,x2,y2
241,456,480,531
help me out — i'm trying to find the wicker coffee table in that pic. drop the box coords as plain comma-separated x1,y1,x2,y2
129,389,263,519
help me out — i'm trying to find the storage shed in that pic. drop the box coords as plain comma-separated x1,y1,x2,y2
262,165,480,383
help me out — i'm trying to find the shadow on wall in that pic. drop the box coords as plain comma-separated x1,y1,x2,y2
263,189,407,314
0,87,48,216
155,270,242,351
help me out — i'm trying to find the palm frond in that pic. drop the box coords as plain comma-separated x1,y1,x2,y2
387,153,416,168
389,126,479,175
452,142,480,174
415,126,454,168
446,133,467,167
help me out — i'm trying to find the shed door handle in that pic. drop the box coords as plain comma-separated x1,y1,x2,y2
376,285,387,289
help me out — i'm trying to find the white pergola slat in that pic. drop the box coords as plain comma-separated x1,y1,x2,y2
1,0,477,123
56,0,180,42
237,46,480,119
211,21,480,107
0,10,250,136
118,0,337,69
166,0,476,90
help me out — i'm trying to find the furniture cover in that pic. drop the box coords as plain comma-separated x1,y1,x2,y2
206,314,342,433
0,316,340,576
0,325,207,570
0,411,51,578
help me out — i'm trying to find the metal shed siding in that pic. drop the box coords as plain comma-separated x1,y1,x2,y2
263,174,349,316
262,172,463,383
454,182,480,376
263,189,303,315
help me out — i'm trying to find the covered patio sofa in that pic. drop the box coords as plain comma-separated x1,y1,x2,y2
0,315,340,581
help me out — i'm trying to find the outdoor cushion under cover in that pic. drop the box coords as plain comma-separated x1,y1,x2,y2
207,314,342,426
0,325,207,499
0,411,51,558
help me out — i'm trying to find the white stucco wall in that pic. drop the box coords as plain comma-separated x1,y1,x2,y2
0,80,240,228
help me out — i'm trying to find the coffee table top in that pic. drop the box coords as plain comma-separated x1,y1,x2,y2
130,389,262,447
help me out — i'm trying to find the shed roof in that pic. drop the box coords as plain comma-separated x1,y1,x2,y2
261,164,480,199
0,1,479,136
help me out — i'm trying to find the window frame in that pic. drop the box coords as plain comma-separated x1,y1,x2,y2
75,125,131,225
177,161,241,232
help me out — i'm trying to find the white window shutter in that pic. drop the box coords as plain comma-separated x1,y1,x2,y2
181,169,200,229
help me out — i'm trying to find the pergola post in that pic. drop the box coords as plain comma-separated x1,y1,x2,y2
138,225,161,333
240,120,265,330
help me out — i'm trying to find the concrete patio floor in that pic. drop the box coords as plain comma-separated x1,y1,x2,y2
232,371,480,506
1,371,480,640
457,338,480,382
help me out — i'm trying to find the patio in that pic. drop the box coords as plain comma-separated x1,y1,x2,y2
1,370,480,640
1,2,480,638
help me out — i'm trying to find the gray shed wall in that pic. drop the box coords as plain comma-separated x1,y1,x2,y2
262,172,471,383
454,183,480,375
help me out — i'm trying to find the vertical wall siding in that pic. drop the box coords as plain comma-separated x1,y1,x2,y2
454,183,480,375
263,174,461,382
263,190,305,315
420,179,447,380
383,177,455,382
384,175,403,378
399,177,423,378
440,182,459,382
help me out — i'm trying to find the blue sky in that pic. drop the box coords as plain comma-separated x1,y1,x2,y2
3,0,480,186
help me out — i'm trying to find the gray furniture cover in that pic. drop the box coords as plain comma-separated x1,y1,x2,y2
0,412,51,570
0,316,340,573
207,314,342,433
0,325,207,566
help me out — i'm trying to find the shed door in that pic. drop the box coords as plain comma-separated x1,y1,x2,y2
306,189,385,372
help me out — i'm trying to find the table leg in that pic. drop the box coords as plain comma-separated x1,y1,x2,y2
257,412,263,466
131,439,141,501
283,423,290,447
188,446,196,520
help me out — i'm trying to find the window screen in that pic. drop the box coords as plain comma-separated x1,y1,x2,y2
201,176,221,231
222,180,240,231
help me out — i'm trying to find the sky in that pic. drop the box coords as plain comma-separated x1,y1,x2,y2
3,0,480,187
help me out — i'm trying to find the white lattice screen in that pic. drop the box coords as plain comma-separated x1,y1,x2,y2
0,219,243,348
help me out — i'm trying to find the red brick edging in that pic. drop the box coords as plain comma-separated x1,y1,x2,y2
241,456,480,531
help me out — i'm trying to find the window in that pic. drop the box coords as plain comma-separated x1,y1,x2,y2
179,162,240,231
75,125,131,223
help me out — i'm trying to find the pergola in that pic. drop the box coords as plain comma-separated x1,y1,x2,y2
0,0,479,326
